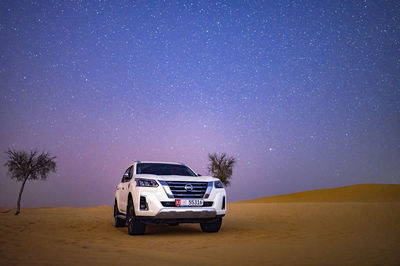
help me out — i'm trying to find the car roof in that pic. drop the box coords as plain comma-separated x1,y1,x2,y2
132,161,184,166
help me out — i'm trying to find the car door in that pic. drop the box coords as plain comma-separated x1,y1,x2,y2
121,166,132,211
116,171,126,212
118,166,132,212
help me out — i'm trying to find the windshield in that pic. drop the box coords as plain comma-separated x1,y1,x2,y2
136,163,197,176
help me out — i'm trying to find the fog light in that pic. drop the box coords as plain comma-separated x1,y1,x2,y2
140,196,148,210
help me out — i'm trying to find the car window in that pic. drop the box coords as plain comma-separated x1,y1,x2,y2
125,166,133,181
121,167,131,183
128,166,133,179
136,163,197,176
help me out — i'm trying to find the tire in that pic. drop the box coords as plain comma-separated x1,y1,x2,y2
200,218,222,233
114,202,126,228
127,197,146,235
168,223,179,226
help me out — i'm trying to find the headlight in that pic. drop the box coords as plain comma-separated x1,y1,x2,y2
135,178,159,187
214,180,224,188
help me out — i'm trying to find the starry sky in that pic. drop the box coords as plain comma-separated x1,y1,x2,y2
0,1,399,207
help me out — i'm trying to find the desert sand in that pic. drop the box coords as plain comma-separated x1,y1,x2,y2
1,184,399,265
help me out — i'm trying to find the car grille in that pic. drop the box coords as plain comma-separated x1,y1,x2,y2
161,201,213,207
165,181,208,198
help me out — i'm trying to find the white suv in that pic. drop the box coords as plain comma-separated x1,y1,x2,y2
114,161,227,235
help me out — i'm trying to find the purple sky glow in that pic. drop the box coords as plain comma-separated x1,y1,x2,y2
0,1,399,207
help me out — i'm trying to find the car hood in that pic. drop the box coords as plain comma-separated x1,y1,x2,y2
136,174,217,182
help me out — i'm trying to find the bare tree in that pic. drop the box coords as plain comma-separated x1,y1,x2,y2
207,152,236,186
4,149,56,215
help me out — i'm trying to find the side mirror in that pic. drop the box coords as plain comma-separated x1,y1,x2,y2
123,173,129,181
197,173,202,176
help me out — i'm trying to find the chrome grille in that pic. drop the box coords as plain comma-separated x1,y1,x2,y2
161,201,213,207
165,181,208,198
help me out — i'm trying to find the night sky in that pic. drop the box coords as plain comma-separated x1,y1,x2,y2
1,1,399,207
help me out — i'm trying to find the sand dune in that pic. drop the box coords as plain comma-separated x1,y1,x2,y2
1,184,399,265
242,184,400,203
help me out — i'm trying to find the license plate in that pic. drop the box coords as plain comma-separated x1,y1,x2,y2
175,199,203,207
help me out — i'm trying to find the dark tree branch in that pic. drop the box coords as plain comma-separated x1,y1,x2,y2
4,148,57,215
207,152,236,187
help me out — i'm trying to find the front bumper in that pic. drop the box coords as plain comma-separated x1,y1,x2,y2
137,214,225,225
154,207,216,219
133,183,227,219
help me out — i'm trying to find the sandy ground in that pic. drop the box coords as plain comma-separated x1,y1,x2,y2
243,184,400,203
1,185,399,265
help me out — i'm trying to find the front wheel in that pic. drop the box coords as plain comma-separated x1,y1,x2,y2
200,218,222,233
127,198,146,235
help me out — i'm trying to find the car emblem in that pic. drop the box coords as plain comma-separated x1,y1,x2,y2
184,183,193,192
